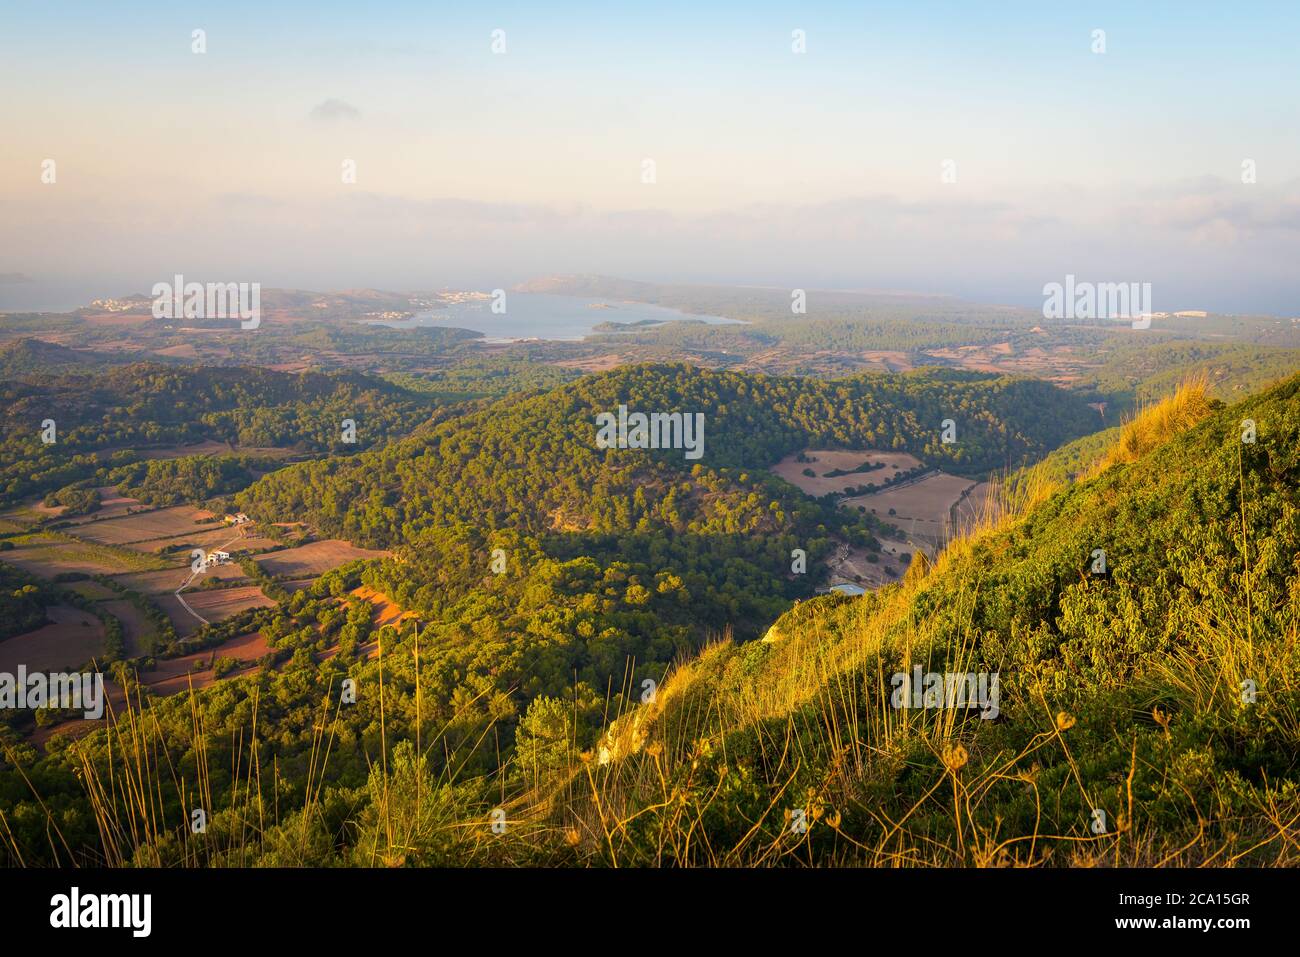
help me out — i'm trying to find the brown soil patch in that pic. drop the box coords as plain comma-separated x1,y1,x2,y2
0,606,106,672
181,585,276,622
256,540,389,577
771,449,924,497
349,585,414,628
73,506,223,545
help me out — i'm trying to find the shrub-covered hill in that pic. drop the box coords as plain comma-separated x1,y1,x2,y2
539,372,1300,866
0,363,448,506
0,364,1101,866
231,363,1102,651
0,338,103,377
237,363,1103,548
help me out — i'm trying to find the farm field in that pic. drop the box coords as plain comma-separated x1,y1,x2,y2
154,594,205,636
771,448,984,581
180,585,277,622
770,449,924,497
31,631,275,745
842,471,981,553
135,440,232,460
951,481,994,534
59,487,140,524
123,526,263,556
2,493,395,744
824,542,910,591
99,599,155,656
922,339,1093,385
141,631,273,696
0,606,106,673
64,580,118,601
256,540,390,577
114,564,231,596
0,536,165,577
135,441,301,461
856,350,915,372
71,505,223,545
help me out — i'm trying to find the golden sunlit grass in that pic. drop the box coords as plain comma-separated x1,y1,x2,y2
1091,375,1213,475
516,380,1300,868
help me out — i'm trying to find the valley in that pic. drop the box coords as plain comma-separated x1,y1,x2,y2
0,282,1297,873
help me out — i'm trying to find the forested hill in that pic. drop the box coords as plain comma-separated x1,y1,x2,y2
236,363,1103,549
0,338,102,377
542,371,1300,866
0,363,446,505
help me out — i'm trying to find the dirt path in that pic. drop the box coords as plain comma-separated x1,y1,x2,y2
174,524,250,626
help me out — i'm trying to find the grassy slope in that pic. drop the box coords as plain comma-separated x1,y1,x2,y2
537,374,1300,866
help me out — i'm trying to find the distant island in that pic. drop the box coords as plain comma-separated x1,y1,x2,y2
591,318,666,332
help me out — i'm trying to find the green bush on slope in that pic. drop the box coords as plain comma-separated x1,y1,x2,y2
556,374,1300,866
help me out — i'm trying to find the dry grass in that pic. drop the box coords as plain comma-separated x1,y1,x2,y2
506,383,1299,867
1092,376,1212,475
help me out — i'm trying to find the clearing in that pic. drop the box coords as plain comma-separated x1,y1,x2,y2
72,505,223,545
255,540,389,577
843,471,982,554
771,449,924,497
0,606,107,673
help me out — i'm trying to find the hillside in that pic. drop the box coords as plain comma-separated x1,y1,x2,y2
1074,339,1300,417
227,362,1102,680
6,370,1284,868
0,363,446,508
237,363,1103,545
0,363,1104,866
0,338,100,377
523,372,1300,866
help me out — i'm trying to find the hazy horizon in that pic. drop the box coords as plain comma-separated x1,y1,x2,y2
3,0,1299,314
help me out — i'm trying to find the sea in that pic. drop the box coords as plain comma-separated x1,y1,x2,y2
381,293,746,342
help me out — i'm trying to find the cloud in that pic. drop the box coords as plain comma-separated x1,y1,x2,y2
1119,177,1300,237
0,272,33,284
5,179,1299,314
308,99,361,123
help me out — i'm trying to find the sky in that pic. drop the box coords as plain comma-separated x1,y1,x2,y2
1,0,1298,313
